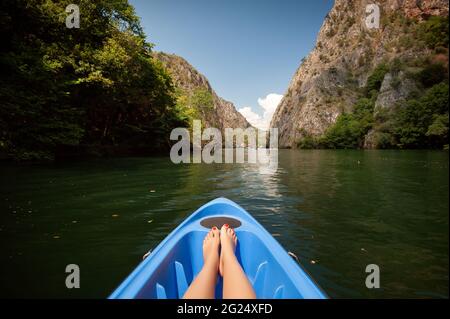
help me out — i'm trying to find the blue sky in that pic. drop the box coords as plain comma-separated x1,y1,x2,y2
130,0,334,129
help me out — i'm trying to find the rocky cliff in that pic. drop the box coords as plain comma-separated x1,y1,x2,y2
153,52,251,132
270,0,449,148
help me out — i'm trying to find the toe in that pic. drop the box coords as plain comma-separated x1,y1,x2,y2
211,226,219,238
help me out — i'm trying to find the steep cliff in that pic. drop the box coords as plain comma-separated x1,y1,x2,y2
270,0,449,148
153,52,251,132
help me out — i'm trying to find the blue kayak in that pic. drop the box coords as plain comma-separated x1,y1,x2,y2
109,197,326,299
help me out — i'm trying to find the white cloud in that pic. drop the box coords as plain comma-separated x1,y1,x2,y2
238,93,283,131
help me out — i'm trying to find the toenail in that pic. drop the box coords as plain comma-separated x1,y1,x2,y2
224,224,229,228
212,226,217,230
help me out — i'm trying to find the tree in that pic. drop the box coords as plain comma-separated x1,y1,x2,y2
0,0,187,160
393,83,449,148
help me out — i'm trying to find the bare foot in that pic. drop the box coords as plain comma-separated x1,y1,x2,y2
203,226,220,270
219,224,237,276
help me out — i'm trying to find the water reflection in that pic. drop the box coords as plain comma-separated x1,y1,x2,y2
0,150,448,298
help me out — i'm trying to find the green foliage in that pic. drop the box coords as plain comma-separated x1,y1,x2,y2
365,63,389,97
373,132,395,149
299,98,376,149
173,88,214,130
416,62,448,88
297,128,321,149
391,76,401,89
318,98,375,149
426,114,449,138
399,35,413,49
390,58,404,75
297,135,319,149
190,88,214,110
0,0,186,160
418,16,449,49
392,83,449,148
318,114,367,149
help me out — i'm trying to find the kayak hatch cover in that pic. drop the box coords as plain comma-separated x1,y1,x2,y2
109,197,327,299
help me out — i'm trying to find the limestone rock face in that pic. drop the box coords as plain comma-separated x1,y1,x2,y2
401,0,449,20
375,71,419,110
153,52,251,132
269,0,449,148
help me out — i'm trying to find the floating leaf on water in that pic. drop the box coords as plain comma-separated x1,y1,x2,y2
272,233,281,237
53,235,60,239
143,249,152,260
149,190,156,193
147,220,153,223
361,248,366,252
72,221,77,224
112,214,119,218
310,260,316,264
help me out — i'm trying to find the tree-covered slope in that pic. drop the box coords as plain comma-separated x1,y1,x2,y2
0,1,188,160
153,52,251,133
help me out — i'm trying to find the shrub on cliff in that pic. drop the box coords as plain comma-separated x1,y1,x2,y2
318,98,375,149
418,16,449,49
393,82,449,148
365,64,389,98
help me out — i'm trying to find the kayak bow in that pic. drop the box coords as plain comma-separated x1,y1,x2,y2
109,197,326,299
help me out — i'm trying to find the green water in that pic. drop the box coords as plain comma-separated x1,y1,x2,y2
0,150,448,298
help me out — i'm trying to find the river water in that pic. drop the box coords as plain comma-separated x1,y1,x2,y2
0,150,448,298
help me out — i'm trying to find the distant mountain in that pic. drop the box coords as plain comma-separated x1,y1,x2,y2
153,52,252,132
270,0,449,149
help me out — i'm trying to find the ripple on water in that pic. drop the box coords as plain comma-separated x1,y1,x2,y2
0,150,448,298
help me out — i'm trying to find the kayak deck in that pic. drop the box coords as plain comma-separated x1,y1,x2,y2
109,198,326,299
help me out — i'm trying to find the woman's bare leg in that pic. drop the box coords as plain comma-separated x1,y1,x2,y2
220,224,256,299
183,227,220,299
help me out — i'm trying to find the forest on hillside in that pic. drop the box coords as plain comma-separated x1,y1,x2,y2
0,0,194,161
